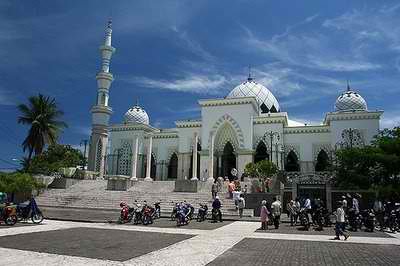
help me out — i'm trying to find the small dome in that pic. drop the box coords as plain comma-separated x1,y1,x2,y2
335,87,367,112
227,77,280,113
124,105,149,125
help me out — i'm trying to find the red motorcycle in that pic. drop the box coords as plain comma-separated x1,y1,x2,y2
118,202,134,224
142,205,154,225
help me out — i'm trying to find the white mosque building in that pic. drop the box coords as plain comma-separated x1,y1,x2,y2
87,21,383,206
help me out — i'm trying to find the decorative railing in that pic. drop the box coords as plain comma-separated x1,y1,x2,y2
285,171,334,185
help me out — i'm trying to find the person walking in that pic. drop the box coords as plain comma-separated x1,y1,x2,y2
238,194,245,218
211,180,218,199
260,200,269,230
293,197,301,225
334,201,350,240
271,197,282,229
304,195,312,224
228,181,235,199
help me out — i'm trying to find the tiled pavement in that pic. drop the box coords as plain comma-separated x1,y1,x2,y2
0,219,399,266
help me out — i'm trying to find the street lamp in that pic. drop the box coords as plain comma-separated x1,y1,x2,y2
263,131,280,162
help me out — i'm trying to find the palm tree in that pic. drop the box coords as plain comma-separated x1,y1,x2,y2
17,94,67,162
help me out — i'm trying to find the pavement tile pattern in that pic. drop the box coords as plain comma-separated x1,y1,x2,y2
208,238,400,266
0,227,194,261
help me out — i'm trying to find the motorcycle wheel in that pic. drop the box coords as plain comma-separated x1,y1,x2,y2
31,212,44,224
6,215,17,226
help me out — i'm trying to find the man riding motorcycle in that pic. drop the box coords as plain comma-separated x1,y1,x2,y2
212,196,222,223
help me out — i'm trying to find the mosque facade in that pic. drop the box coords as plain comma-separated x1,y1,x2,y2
87,21,383,207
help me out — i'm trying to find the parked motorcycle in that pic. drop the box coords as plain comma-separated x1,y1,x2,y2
16,197,44,224
170,203,178,221
197,203,208,222
142,205,154,225
361,209,375,232
153,201,161,219
299,208,310,230
0,203,17,226
118,202,134,224
176,204,191,226
133,204,143,225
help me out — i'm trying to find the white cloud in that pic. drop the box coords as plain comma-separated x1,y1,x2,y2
381,110,400,129
122,73,228,94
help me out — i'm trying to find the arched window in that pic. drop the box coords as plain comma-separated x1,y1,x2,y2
254,141,269,163
315,150,330,172
168,153,178,179
285,150,300,172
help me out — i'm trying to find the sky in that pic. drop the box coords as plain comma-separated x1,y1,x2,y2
1,0,400,169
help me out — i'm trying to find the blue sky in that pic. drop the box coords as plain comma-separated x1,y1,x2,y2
1,0,400,169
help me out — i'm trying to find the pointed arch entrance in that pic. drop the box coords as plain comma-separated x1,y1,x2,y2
285,150,300,172
168,153,178,179
315,150,330,172
254,141,269,163
222,142,236,180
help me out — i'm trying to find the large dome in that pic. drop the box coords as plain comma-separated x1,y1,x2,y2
227,77,280,113
335,86,367,112
124,105,149,125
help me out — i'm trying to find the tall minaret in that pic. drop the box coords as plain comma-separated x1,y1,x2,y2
87,19,116,178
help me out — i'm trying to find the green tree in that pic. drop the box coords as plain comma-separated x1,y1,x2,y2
245,160,278,192
17,94,67,162
334,126,400,192
24,144,84,175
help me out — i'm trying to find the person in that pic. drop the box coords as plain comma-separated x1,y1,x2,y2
212,196,223,222
373,198,385,231
342,195,348,211
304,196,312,223
238,194,245,218
271,197,282,229
228,181,235,199
334,201,350,240
287,200,297,226
352,193,360,215
293,198,301,225
242,184,248,195
260,200,269,230
211,180,218,199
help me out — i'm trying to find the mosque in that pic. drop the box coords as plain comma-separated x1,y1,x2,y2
87,21,383,208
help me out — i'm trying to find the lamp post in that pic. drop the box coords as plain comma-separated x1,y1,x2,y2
263,131,280,163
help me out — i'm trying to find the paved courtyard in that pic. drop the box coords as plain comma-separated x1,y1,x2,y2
0,219,399,265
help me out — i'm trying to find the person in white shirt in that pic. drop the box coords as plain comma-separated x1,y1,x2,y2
304,196,312,223
271,197,282,229
334,202,349,240
238,194,245,218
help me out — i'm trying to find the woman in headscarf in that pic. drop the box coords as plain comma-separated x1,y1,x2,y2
260,200,270,230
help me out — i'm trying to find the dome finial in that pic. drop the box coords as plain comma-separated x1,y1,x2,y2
247,65,253,81
136,98,139,106
346,79,351,91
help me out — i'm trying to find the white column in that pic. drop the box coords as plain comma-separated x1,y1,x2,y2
130,136,139,181
191,133,198,180
208,132,215,182
145,136,153,181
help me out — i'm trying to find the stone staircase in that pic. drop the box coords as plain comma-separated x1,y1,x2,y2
36,180,254,217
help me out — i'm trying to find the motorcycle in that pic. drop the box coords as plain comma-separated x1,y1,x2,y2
314,207,324,231
118,202,134,224
347,208,361,232
133,204,143,225
0,203,17,226
299,208,310,230
211,208,221,223
197,204,208,222
153,201,161,219
176,204,191,226
361,209,375,232
16,198,44,224
142,205,154,225
171,203,178,221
